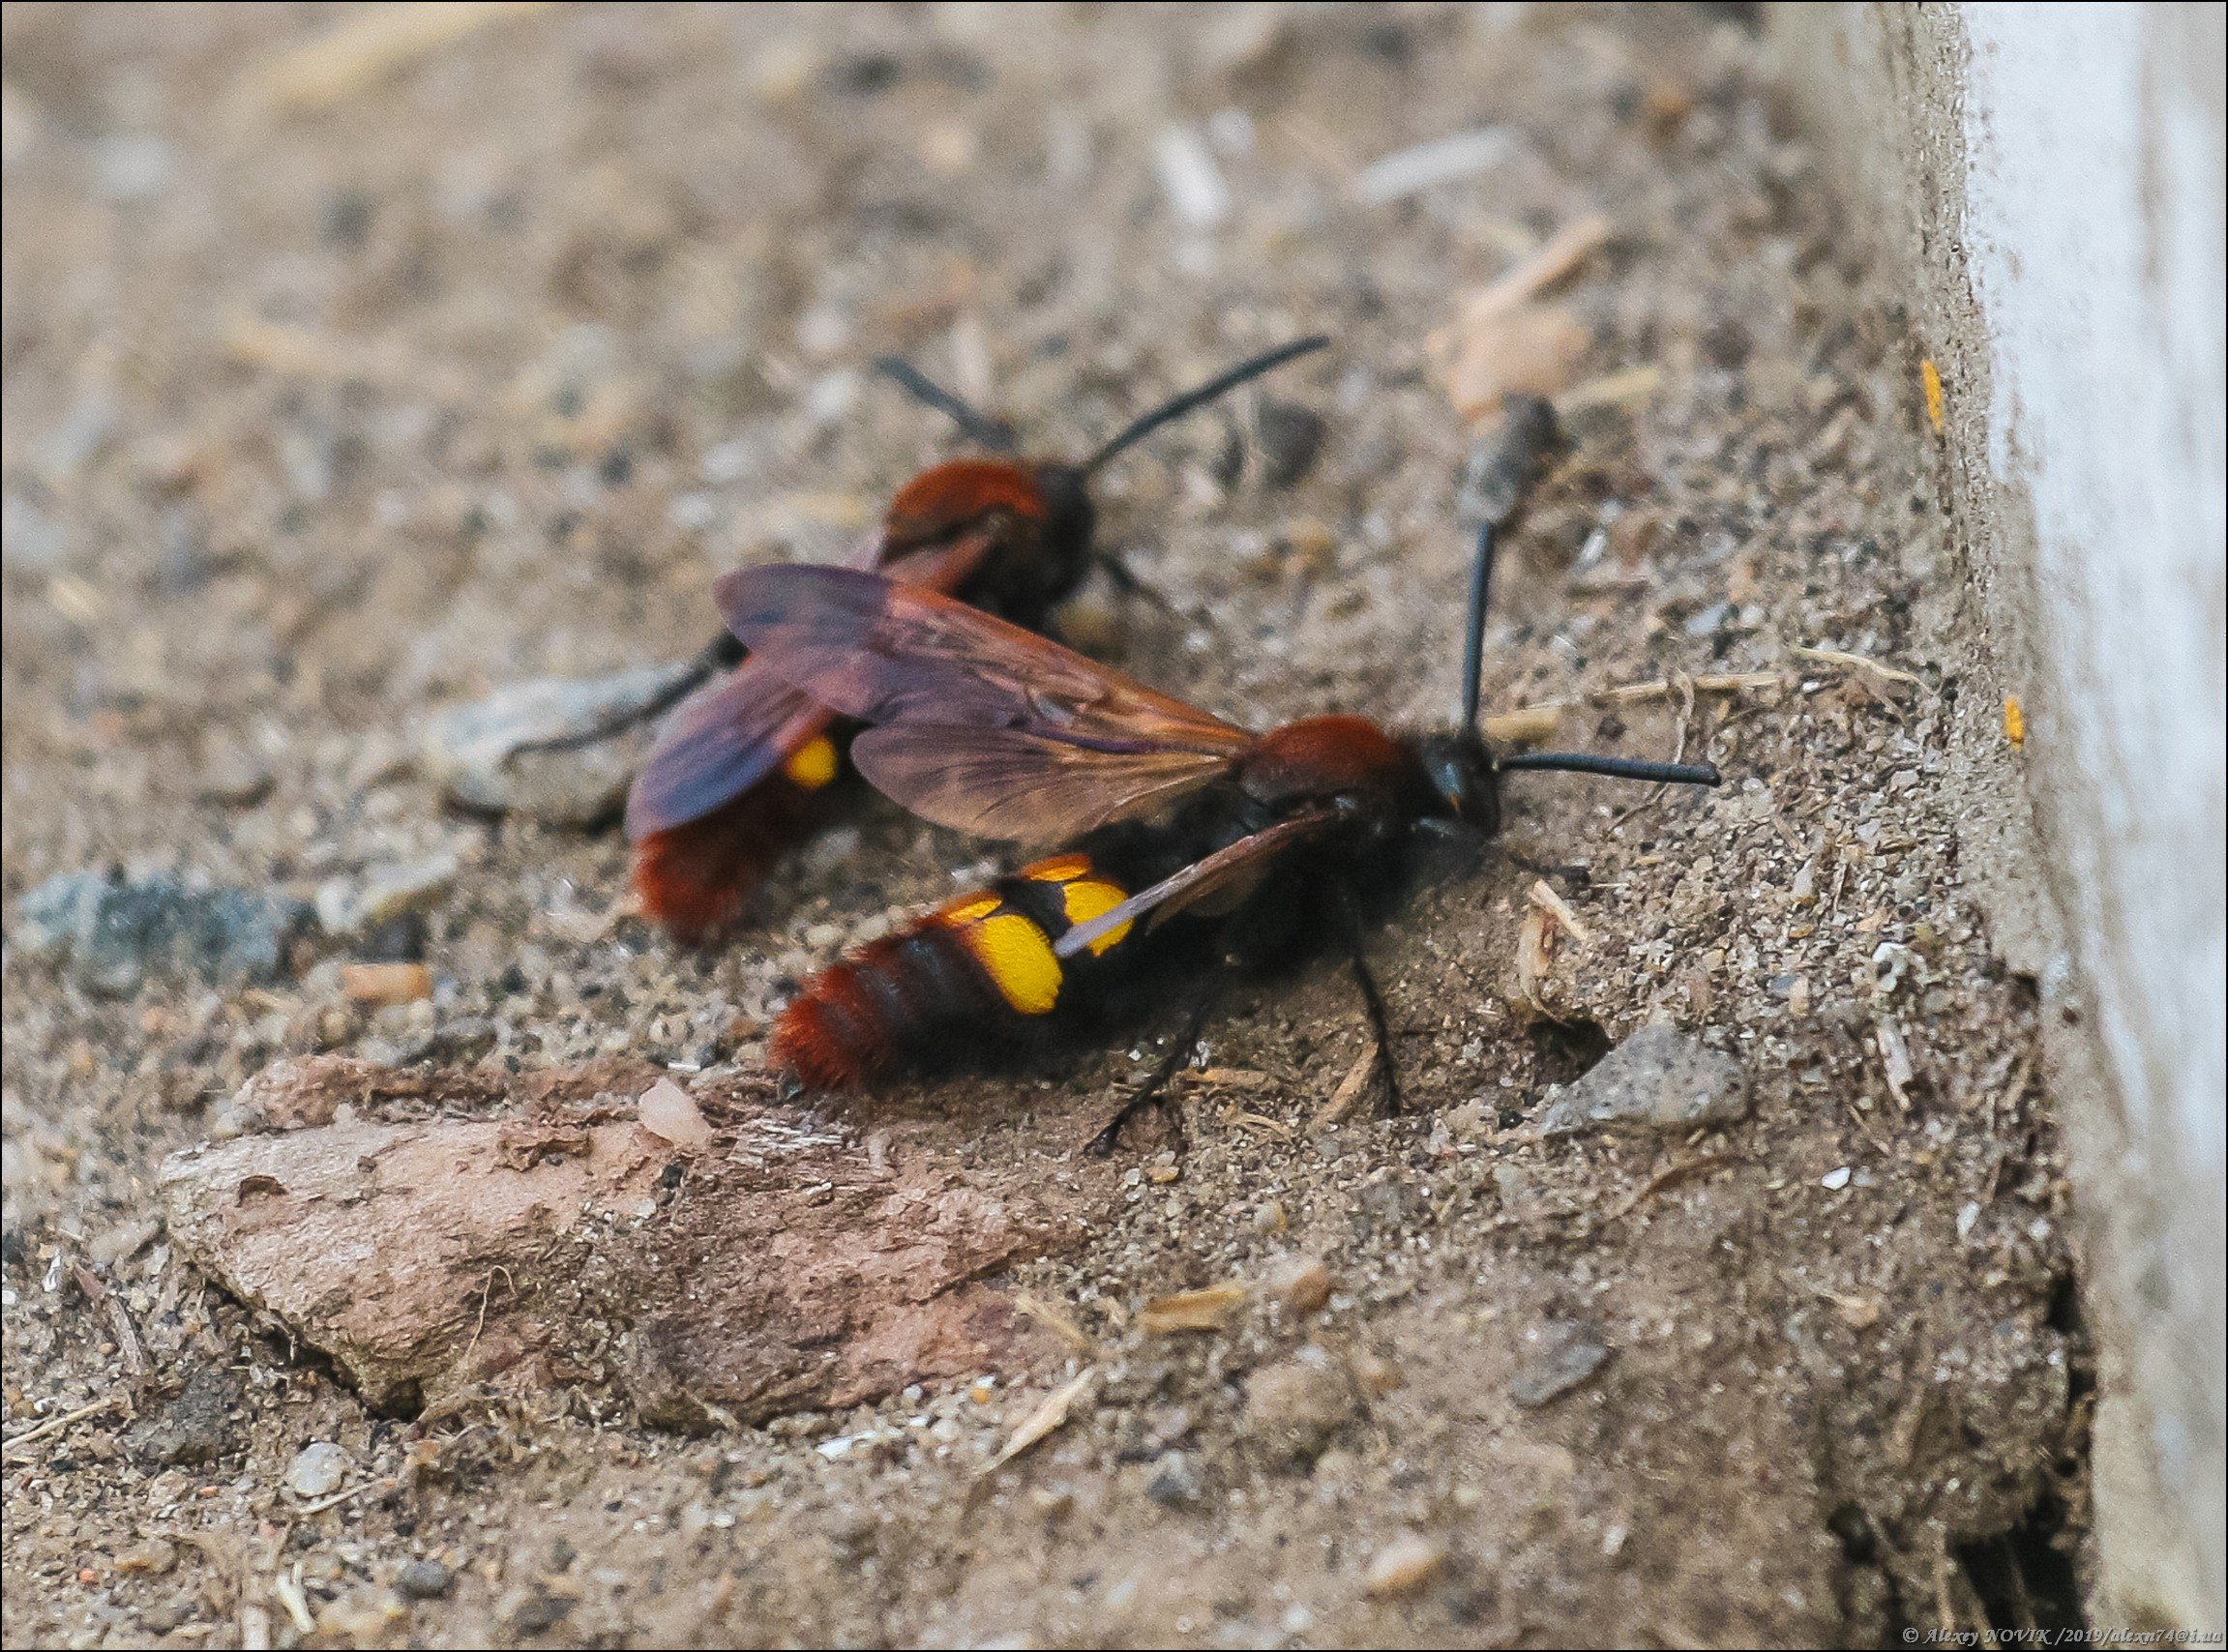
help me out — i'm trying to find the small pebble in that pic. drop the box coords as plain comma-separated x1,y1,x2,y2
1255,398,1325,489
1364,1531,1447,1597
193,740,274,807
94,133,175,202
1263,1253,1332,1314
342,961,432,1008
1510,1318,1610,1407
1350,1350,1404,1397
126,1365,243,1466
115,1538,178,1576
1534,1022,1748,1137
1683,600,1732,637
1154,125,1230,227
508,1587,574,1635
1145,1450,1203,1507
637,1077,714,1153
319,852,459,936
396,1559,453,1600
284,1440,349,1500
423,664,694,825
1821,1165,1853,1191
1240,1345,1356,1465
1458,398,1563,529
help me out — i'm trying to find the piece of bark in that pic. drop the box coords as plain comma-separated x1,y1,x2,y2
160,1064,1117,1425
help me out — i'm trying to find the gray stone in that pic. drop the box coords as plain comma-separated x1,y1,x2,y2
1146,1449,1204,1507
283,1440,349,1499
1510,1318,1610,1407
127,1365,243,1466
422,662,698,826
396,1559,453,1600
193,739,274,807
1534,1022,1748,1138
508,1586,574,1635
1682,600,1733,637
1349,1177,1426,1237
15,870,312,996
2,495,66,574
1255,398,1326,489
316,851,459,936
1239,1345,1358,1466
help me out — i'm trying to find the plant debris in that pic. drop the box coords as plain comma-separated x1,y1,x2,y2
1137,1282,1249,1335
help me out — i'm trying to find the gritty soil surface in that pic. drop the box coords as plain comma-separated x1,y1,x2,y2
5,5,2092,1648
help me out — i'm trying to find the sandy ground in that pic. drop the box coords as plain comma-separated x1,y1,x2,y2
4,5,2092,1647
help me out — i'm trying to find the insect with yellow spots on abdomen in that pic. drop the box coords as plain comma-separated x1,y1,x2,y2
773,849,1155,1088
739,527,1719,1131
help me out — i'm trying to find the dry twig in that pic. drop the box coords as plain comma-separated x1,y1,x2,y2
1310,1045,1381,1129
2,1393,126,1460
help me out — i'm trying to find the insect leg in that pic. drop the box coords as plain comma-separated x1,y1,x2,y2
1331,878,1402,1115
514,631,747,754
1089,551,1176,611
1084,976,1223,1159
1490,842,1592,887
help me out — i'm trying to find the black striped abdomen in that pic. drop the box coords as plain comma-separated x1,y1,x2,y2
770,853,1143,1089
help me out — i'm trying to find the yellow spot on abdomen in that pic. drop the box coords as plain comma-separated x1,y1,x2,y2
1023,853,1093,883
1921,358,1945,434
938,891,1003,926
2004,693,2026,749
783,734,840,790
1058,878,1133,956
960,912,1063,1015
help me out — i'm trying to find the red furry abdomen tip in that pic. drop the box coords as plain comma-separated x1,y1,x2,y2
770,1000,870,1091
631,816,774,943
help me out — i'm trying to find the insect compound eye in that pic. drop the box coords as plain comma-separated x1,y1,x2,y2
1420,741,1469,813
1419,734,1498,828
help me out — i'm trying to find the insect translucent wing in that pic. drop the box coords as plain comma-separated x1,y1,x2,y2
1054,810,1336,959
848,723,1235,842
718,565,1254,757
625,533,996,843
624,662,834,841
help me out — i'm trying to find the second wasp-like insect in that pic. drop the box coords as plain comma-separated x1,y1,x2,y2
609,336,1328,940
718,437,1721,1140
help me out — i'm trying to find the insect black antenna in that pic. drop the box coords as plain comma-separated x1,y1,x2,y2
1457,394,1563,736
1498,751,1722,787
1080,334,1330,477
873,356,1020,452
1461,518,1495,733
1448,396,1720,793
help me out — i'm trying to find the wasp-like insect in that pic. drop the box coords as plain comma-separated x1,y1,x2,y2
719,489,1720,1133
613,336,1329,940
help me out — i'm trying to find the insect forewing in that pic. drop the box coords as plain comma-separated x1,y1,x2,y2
848,723,1240,842
720,566,1254,756
624,664,834,841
